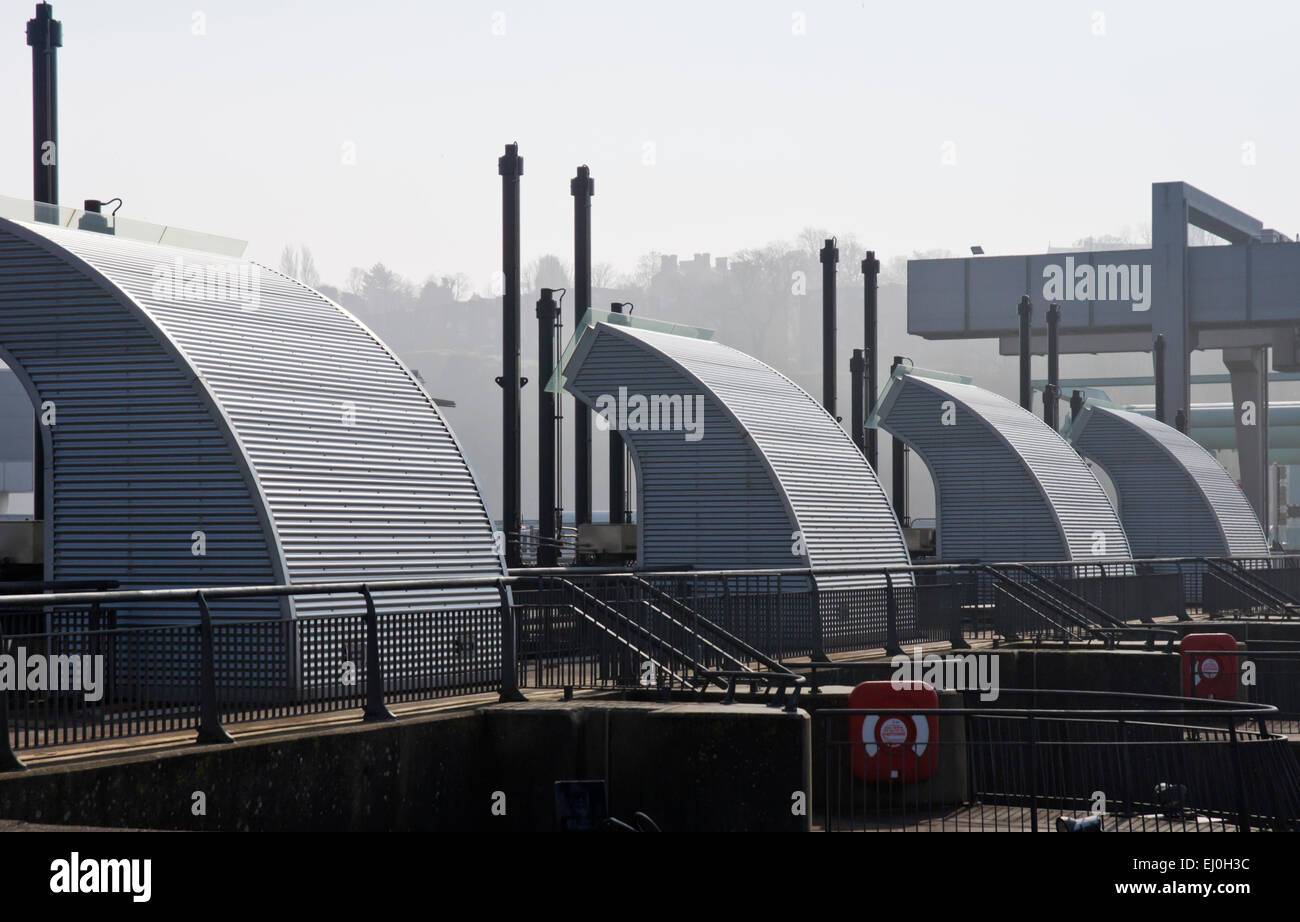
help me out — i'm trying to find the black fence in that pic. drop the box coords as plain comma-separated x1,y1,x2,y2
512,573,790,692
820,690,1300,832
1,578,507,763
5,556,1300,762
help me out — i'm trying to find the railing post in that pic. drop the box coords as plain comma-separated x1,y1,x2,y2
195,593,234,744
947,573,970,650
1026,714,1040,833
360,586,395,722
0,622,27,771
884,572,904,657
1227,719,1251,832
810,578,828,662
498,581,527,702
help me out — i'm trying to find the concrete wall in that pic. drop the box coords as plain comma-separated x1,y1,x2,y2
0,699,810,832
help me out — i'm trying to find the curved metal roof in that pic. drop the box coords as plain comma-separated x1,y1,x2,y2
0,217,502,621
563,320,910,588
870,367,1130,563
1067,402,1268,558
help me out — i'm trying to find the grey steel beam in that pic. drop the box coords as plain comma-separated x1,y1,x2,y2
1224,347,1271,528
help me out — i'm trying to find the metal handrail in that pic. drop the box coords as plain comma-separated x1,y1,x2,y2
994,562,1125,627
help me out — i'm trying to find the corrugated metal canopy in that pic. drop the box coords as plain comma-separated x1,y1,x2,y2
1067,402,1268,558
0,216,503,621
870,367,1130,563
563,320,910,589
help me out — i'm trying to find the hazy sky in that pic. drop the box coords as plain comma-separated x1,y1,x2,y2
3,0,1299,292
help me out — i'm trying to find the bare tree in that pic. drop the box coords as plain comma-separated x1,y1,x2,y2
279,244,320,288
279,244,300,279
525,254,571,293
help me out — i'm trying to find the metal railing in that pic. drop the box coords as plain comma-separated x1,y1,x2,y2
819,689,1300,832
511,572,794,692
4,554,1300,766
0,575,511,769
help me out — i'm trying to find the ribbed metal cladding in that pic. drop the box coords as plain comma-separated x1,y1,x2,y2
873,369,1130,563
2,218,503,619
564,323,910,589
1068,403,1268,558
0,226,280,623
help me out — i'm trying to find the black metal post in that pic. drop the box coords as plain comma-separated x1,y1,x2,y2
1045,302,1060,429
360,586,395,721
498,583,526,702
1153,333,1166,424
498,143,524,567
821,239,839,420
849,348,866,455
862,251,881,471
1227,720,1251,832
1070,389,1085,421
33,422,43,524
0,622,27,771
195,593,234,744
571,166,594,527
1026,714,1040,833
27,3,61,209
537,289,560,567
884,572,903,657
1175,408,1188,434
608,302,626,523
1018,295,1033,412
891,356,909,526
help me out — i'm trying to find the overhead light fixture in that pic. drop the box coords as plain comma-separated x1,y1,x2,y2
970,245,984,255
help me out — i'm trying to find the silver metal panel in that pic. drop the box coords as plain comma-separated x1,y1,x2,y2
0,226,281,623
873,369,1130,563
1068,403,1268,558
564,322,910,589
1,218,503,621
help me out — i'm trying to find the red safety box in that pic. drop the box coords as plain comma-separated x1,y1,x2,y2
1179,633,1240,700
848,680,939,782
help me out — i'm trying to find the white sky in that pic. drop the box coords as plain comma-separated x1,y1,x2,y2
2,0,1299,291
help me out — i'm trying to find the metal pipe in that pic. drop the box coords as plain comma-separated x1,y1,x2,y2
536,288,560,566
820,238,838,420
1153,333,1166,423
862,251,880,471
27,3,61,209
850,349,866,455
1018,295,1033,411
571,166,594,526
891,355,908,525
608,302,626,523
1045,302,1060,429
498,143,524,567
1070,389,1085,421
28,2,60,529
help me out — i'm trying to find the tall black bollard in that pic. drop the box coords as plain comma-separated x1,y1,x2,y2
891,355,909,525
498,144,524,567
821,238,839,420
537,289,560,566
27,3,61,209
850,349,867,455
1018,296,1033,412
571,166,594,527
862,251,881,471
1153,333,1166,424
608,302,627,523
1045,302,1061,429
